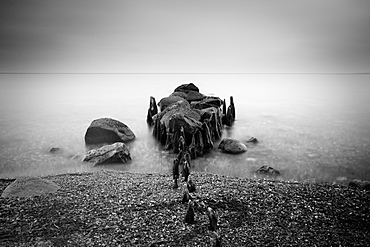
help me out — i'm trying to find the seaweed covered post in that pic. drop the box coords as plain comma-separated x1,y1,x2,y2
222,99,227,124
230,96,235,119
146,96,158,125
224,96,236,127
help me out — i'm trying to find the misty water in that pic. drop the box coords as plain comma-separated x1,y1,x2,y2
0,74,369,183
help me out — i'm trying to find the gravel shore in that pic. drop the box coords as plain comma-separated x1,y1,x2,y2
1,170,369,246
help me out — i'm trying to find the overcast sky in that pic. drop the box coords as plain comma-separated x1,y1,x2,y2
0,0,369,73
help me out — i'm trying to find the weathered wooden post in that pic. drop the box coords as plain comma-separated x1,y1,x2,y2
230,96,235,119
225,96,236,126
146,96,158,125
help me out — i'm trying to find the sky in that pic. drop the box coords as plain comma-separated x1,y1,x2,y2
0,0,369,73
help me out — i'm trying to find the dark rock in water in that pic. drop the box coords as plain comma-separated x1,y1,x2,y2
75,142,131,166
191,96,223,110
170,91,188,99
246,137,259,144
1,177,60,198
218,138,247,154
85,118,135,145
186,91,205,102
49,147,61,153
150,83,234,159
256,165,281,176
154,100,203,152
349,179,370,190
200,107,223,140
158,96,185,111
174,83,199,93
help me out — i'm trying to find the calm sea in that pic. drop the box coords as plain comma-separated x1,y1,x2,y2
0,74,369,183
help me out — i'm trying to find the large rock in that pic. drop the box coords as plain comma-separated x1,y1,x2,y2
85,118,135,145
200,107,223,140
170,90,205,103
158,96,185,111
170,91,188,99
1,177,60,198
153,100,202,149
218,138,247,154
156,100,193,131
186,91,205,102
75,142,131,166
191,96,223,110
149,83,235,159
174,83,199,93
153,99,217,155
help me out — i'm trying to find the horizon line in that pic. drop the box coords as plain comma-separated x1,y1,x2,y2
1,72,370,75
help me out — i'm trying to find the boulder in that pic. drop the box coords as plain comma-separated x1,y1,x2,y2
200,107,223,140
154,100,202,150
191,96,223,110
1,177,60,198
158,96,185,111
149,83,235,159
170,90,205,103
157,100,193,131
153,98,215,156
186,91,205,102
85,118,135,145
256,165,281,176
75,142,131,166
170,91,188,99
174,83,199,93
218,138,247,154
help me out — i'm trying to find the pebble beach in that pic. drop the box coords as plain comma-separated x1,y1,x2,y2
1,170,369,246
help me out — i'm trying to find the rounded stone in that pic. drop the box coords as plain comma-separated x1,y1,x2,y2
218,138,247,154
85,118,135,145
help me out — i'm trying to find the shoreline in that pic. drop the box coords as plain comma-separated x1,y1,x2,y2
1,170,370,246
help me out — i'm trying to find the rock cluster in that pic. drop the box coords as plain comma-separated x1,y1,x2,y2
75,118,134,166
147,83,235,159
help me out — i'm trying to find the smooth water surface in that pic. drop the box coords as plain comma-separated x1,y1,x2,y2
1,74,369,182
